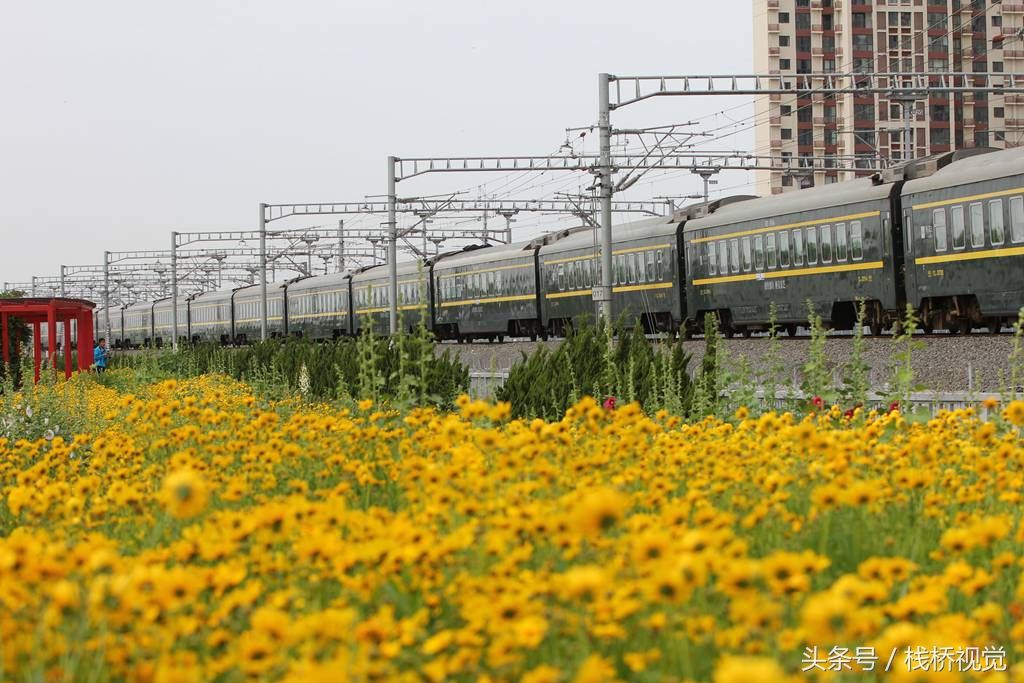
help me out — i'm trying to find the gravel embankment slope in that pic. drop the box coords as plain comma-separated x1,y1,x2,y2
438,335,1019,392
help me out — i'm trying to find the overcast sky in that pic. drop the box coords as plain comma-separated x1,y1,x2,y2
0,0,755,286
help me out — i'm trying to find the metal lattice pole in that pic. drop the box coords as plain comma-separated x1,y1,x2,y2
258,203,268,341
387,156,399,334
171,231,179,352
596,73,614,325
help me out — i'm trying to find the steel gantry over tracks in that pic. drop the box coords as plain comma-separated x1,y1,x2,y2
590,70,1024,323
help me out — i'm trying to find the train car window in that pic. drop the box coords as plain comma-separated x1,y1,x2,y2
932,210,947,252
951,205,966,249
716,241,727,275
741,237,752,272
850,222,863,260
792,230,804,266
656,250,664,280
753,236,765,271
766,234,777,269
989,199,1005,245
820,225,833,264
646,251,655,282
1011,197,1024,243
835,223,848,262
706,245,716,276
729,239,740,273
778,231,790,267
970,203,985,248
637,252,648,283
631,253,640,283
805,227,818,264
557,264,566,291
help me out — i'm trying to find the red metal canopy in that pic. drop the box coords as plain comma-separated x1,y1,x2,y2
0,298,96,381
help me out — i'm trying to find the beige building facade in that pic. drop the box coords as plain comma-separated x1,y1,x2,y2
752,0,1023,195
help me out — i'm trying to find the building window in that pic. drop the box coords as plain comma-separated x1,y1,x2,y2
974,106,989,123
853,57,873,72
779,11,790,23
797,58,812,74
797,35,811,51
854,103,875,121
929,35,948,52
782,128,793,140
994,107,1004,118
929,58,948,71
780,58,791,70
798,107,812,123
855,129,876,147
995,131,1006,142
974,131,989,147
824,105,836,122
782,174,793,187
853,34,872,51
796,13,811,29
779,35,790,47
930,103,949,121
798,129,814,145
931,128,950,145
826,129,838,145
781,105,792,115
852,12,870,28
822,59,836,72
823,35,835,51
993,61,1004,73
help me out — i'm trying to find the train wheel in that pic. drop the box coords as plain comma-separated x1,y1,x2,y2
869,319,882,337
742,327,752,338
957,319,972,335
786,324,798,337
987,317,1004,334
921,319,933,335
498,335,505,343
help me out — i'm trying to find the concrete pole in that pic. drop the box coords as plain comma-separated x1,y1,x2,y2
386,156,398,334
171,231,179,352
596,72,614,325
59,266,66,297
31,276,37,297
259,203,268,341
337,220,345,273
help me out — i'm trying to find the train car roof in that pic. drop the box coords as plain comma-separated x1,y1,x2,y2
233,280,289,298
190,287,236,303
287,272,353,292
902,146,1024,196
433,241,537,271
123,301,153,311
539,216,679,256
684,176,894,234
350,260,428,283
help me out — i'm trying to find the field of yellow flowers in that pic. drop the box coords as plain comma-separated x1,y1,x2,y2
2,372,1024,682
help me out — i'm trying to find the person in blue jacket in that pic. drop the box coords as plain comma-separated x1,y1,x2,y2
93,338,110,373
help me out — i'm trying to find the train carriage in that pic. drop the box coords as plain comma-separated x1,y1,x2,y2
538,219,683,336
95,306,124,347
432,243,542,342
683,180,901,336
232,282,287,343
351,262,430,337
121,302,153,348
152,297,190,348
285,273,352,340
188,289,234,344
902,147,1024,334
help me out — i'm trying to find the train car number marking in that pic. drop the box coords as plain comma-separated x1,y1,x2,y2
926,269,944,279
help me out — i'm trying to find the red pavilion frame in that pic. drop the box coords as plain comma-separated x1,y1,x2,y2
0,298,95,382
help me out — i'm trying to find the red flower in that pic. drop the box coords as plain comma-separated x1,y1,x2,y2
811,395,825,410
888,401,900,413
843,408,855,419
603,396,617,411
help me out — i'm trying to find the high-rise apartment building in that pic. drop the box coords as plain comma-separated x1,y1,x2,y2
752,0,1023,195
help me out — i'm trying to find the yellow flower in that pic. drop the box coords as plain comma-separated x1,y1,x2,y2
358,398,374,411
713,655,786,683
572,487,629,537
573,654,618,683
1003,400,1024,426
161,469,209,519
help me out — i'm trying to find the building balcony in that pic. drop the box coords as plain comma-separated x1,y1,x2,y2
812,23,823,32
769,47,780,55
1003,3,1024,12
767,0,779,7
768,23,779,32
770,115,782,125
812,47,824,56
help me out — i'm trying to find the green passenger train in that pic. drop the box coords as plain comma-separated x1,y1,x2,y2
105,146,1024,348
